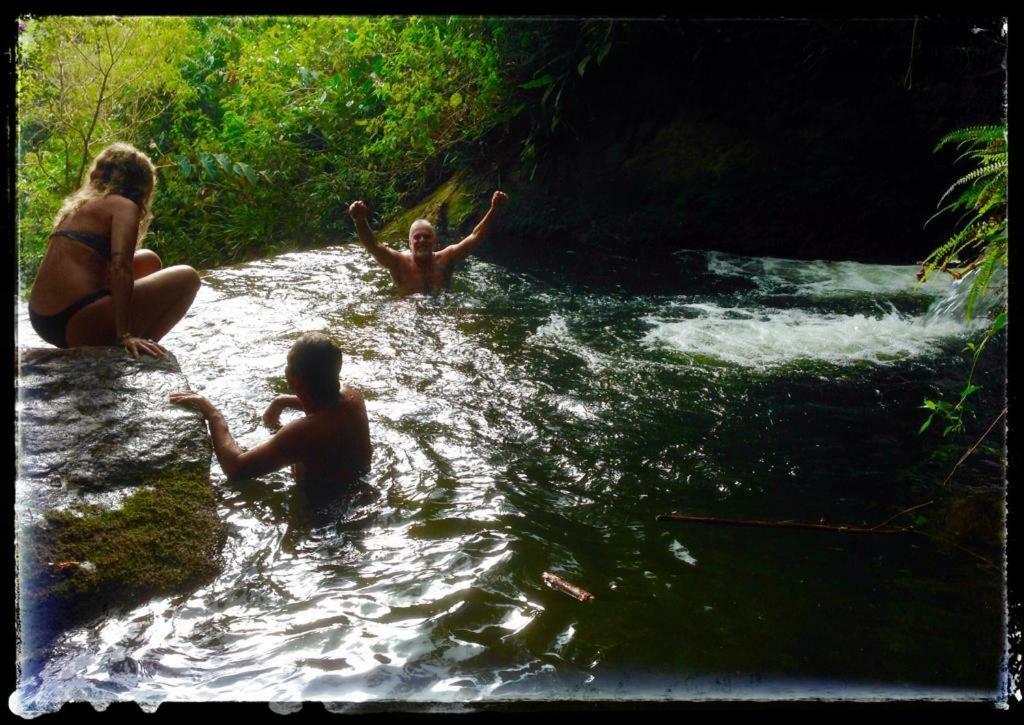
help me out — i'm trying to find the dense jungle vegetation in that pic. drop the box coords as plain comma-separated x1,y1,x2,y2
17,16,524,276
17,16,1006,279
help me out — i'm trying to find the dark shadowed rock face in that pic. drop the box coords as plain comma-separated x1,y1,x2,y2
15,347,224,645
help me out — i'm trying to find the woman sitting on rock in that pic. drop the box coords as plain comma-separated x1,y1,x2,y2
28,142,201,359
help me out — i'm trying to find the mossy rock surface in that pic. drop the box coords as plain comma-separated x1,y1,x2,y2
16,346,224,640
379,170,491,248
20,466,225,634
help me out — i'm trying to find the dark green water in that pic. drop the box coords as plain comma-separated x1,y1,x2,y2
14,247,1007,711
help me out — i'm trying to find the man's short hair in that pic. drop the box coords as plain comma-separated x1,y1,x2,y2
287,333,342,402
409,219,435,236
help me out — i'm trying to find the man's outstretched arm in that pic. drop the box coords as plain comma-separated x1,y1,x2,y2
171,392,305,480
444,191,508,264
349,200,403,272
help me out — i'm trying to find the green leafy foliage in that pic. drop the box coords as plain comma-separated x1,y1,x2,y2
16,16,195,280
918,124,1007,438
919,125,1007,314
506,19,616,176
16,16,516,279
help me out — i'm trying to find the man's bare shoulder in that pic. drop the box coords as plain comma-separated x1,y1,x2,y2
340,385,367,409
434,246,458,262
276,412,319,437
387,250,415,272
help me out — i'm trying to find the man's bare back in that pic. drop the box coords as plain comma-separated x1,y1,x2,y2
280,385,371,483
348,191,508,296
171,334,371,488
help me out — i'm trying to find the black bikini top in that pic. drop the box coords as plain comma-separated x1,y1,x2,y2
50,230,112,260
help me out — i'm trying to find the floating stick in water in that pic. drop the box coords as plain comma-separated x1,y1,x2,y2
542,572,594,601
656,513,911,535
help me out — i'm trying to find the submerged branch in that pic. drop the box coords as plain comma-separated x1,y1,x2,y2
656,513,912,535
870,500,934,531
942,405,1008,487
912,530,997,567
542,572,594,601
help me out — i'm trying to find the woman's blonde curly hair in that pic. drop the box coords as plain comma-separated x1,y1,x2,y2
54,142,157,241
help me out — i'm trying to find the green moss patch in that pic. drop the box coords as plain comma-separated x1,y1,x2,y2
21,466,225,628
380,171,488,245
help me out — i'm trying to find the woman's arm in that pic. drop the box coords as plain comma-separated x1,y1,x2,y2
108,195,165,358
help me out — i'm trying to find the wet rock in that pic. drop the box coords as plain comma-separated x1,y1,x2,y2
15,346,224,643
17,347,209,500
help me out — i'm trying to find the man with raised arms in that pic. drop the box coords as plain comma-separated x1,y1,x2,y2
348,190,509,296
170,333,371,487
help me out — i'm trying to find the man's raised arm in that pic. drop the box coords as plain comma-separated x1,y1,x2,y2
349,200,402,271
444,191,509,264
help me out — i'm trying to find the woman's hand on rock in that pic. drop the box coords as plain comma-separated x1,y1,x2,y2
123,335,166,359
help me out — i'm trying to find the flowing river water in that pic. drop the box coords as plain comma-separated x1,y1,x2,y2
13,246,1008,712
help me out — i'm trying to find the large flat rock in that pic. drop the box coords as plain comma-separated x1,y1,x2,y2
16,346,212,522
15,346,223,641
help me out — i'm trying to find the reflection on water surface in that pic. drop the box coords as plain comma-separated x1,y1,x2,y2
13,247,1006,712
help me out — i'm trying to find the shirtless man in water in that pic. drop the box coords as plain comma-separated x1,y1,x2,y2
170,333,371,485
348,190,508,296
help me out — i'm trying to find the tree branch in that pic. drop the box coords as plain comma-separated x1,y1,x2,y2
942,406,1007,487
657,512,912,535
76,50,115,186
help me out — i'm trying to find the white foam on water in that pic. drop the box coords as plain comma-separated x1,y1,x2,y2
532,312,571,340
669,540,698,566
530,313,614,371
648,251,1005,369
703,250,957,297
643,304,984,369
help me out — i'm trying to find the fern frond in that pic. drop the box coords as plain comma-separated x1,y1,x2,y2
973,173,1008,204
966,245,1003,320
976,194,1007,220
937,161,1008,205
935,125,1005,152
955,145,1007,166
919,225,976,277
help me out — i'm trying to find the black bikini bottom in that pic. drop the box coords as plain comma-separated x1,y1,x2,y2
28,289,111,348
